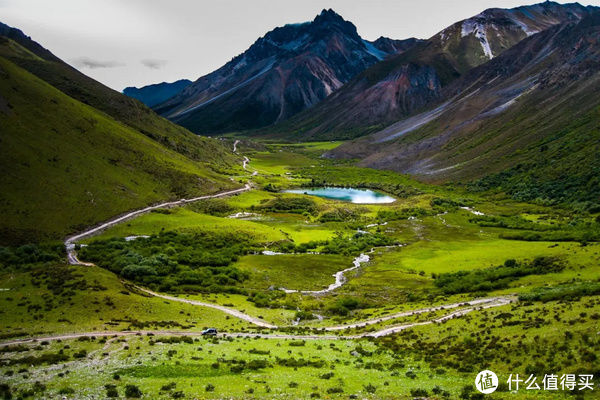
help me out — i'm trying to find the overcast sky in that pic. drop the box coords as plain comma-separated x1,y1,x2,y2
2,0,599,90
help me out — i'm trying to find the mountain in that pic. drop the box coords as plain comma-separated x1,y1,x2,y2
328,12,600,206
263,1,597,140
123,79,192,107
0,23,239,244
150,9,420,134
0,22,228,163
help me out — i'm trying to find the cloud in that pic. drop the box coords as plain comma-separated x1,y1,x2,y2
141,58,168,69
72,57,125,69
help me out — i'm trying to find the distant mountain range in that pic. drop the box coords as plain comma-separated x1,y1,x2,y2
328,10,600,205
264,1,596,139
123,79,192,107
128,9,421,134
2,0,597,240
127,2,595,140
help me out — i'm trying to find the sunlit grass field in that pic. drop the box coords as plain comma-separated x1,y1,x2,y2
1,140,599,399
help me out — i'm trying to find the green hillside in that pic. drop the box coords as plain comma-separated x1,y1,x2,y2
0,30,230,165
329,15,600,209
0,46,238,244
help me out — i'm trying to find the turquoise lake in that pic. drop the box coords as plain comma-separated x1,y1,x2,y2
283,187,395,204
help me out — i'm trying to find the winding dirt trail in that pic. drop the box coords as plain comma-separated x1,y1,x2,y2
53,141,516,345
65,140,252,265
324,296,512,331
64,184,251,265
134,286,276,328
0,296,514,347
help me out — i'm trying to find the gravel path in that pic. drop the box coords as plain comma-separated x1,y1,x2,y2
51,141,515,345
65,184,251,265
324,296,512,331
135,286,277,328
0,297,514,346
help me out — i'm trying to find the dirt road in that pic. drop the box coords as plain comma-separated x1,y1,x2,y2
0,296,514,347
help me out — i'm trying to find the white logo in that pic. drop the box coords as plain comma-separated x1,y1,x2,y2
476,370,498,394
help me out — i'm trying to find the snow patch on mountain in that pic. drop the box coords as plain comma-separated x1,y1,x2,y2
362,39,387,61
461,19,494,59
264,33,310,51
509,16,539,36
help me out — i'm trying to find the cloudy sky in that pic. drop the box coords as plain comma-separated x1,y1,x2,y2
2,0,598,91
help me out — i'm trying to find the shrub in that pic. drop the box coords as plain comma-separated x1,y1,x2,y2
248,348,270,355
121,264,157,279
230,364,244,373
319,208,363,222
124,384,142,398
105,384,118,398
434,257,563,294
259,197,318,215
58,387,75,395
364,383,377,394
0,384,11,400
247,359,269,370
160,382,176,391
519,282,600,302
190,199,233,216
410,388,429,397
320,372,334,379
295,310,316,321
205,383,215,392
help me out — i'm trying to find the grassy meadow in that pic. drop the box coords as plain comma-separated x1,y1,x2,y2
1,140,599,399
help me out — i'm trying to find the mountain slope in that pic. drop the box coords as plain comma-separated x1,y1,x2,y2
123,79,192,107
152,9,420,134
0,22,228,164
264,1,597,140
329,13,600,206
0,28,239,245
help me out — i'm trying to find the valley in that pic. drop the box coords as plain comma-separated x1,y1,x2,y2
1,2,600,398
1,141,598,399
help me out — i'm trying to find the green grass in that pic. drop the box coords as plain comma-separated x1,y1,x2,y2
0,54,237,244
248,151,317,175
2,131,600,399
173,293,296,326
269,141,344,151
2,296,599,399
0,264,248,337
390,239,576,274
87,208,287,243
234,254,352,290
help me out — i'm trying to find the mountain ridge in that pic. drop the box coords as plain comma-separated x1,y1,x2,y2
258,1,598,140
144,9,421,134
123,79,192,107
327,11,600,206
